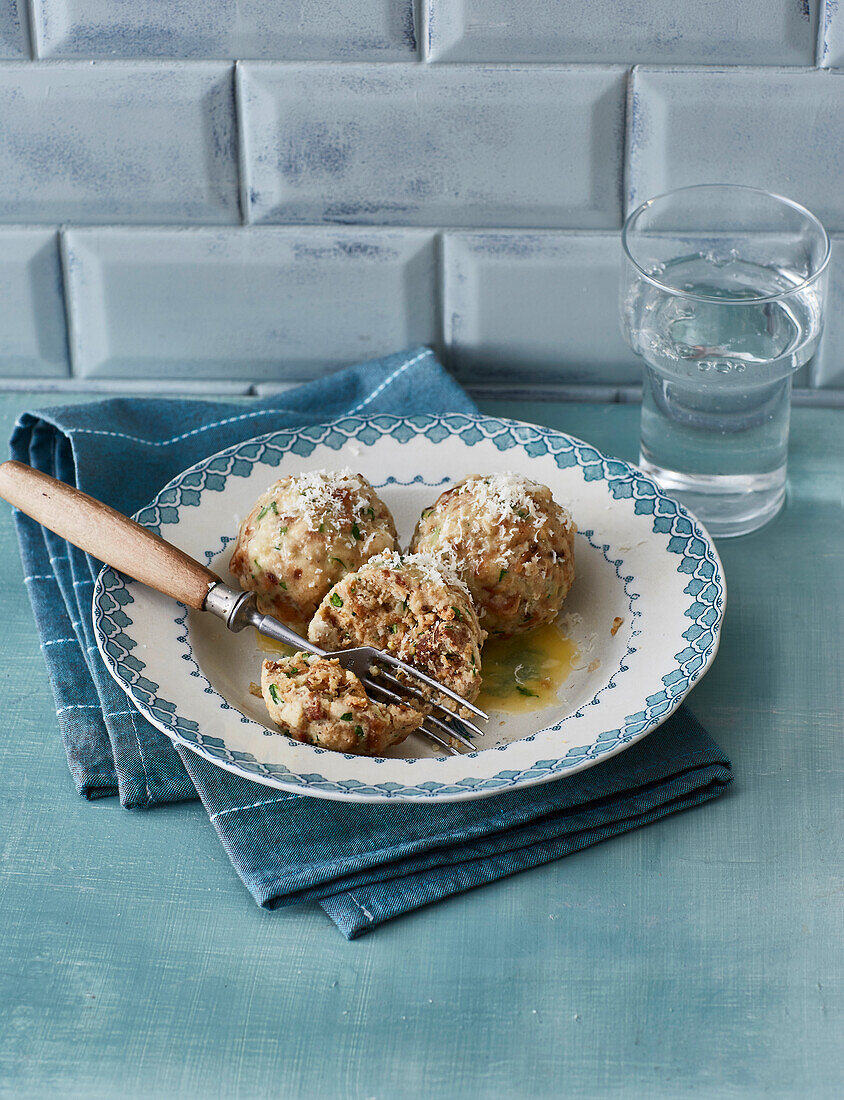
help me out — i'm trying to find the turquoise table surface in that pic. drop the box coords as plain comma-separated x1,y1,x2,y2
0,393,841,1100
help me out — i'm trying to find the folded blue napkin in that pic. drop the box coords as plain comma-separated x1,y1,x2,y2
10,347,733,937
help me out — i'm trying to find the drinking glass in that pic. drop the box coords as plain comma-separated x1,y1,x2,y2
620,184,829,537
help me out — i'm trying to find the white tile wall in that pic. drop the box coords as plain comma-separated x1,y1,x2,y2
0,6,840,397
32,0,417,60
424,1,817,66
819,0,844,67
0,62,239,225
0,1,28,57
63,227,438,378
443,232,638,383
813,235,844,387
0,229,67,375
239,63,626,228
627,68,844,232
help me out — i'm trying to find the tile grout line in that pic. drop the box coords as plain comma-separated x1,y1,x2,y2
0,223,840,238
418,0,431,62
0,378,841,407
816,0,829,68
233,60,251,227
56,229,76,380
21,0,38,60
621,66,637,220
433,230,447,368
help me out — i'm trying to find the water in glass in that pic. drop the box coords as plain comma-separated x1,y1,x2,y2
626,252,823,536
621,186,829,537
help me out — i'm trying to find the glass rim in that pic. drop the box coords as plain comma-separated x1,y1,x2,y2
622,184,831,304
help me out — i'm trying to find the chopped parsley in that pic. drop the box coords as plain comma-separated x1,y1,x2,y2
389,624,398,634
499,568,508,582
421,507,434,519
279,580,288,590
319,523,325,533
253,558,261,571
268,684,280,704
351,522,362,541
354,725,365,739
330,592,343,607
330,557,347,570
451,605,463,621
340,712,353,722
516,685,538,698
366,507,375,519
278,525,288,535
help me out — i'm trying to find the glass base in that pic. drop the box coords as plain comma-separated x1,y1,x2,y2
638,456,786,537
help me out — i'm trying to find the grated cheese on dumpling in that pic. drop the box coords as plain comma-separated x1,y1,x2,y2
363,548,469,600
294,468,374,533
452,473,572,530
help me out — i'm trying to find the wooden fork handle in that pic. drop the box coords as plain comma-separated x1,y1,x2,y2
0,460,220,609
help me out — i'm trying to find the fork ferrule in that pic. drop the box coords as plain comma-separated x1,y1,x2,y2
203,582,258,633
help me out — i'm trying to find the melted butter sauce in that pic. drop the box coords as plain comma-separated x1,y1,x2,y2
254,630,297,658
477,622,580,714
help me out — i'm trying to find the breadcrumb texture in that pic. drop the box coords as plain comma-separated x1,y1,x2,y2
261,652,424,755
409,473,575,637
309,550,485,707
230,470,398,632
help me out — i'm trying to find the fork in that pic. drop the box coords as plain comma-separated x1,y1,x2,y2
0,461,487,755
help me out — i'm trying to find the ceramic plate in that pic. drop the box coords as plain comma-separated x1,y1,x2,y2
93,414,724,803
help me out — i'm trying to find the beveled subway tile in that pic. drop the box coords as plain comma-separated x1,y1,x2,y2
819,0,844,67
425,0,816,65
443,231,640,384
64,227,437,379
0,2,29,57
0,229,68,377
812,236,844,388
0,62,239,224
627,68,844,232
240,63,625,228
32,0,416,59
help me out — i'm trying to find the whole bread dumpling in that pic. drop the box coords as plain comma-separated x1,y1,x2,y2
230,469,397,632
309,550,485,708
262,653,424,755
409,473,575,637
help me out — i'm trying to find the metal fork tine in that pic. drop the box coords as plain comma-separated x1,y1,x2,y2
416,726,462,757
363,677,477,751
371,651,489,720
372,667,486,737
418,712,476,752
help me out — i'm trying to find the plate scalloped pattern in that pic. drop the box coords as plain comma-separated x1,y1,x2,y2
93,414,724,799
